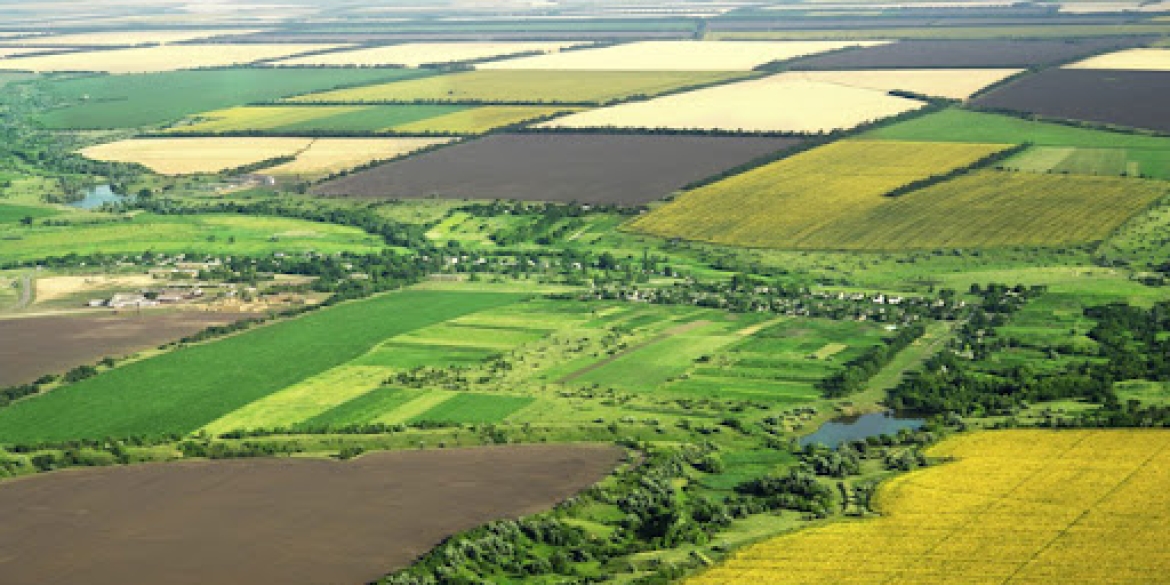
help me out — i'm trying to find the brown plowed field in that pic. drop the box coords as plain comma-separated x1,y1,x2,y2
313,133,801,205
0,311,248,386
0,444,623,585
971,69,1170,133
787,38,1148,69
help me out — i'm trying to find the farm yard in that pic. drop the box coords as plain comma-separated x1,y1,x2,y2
537,75,927,133
34,68,433,129
169,104,575,135
478,40,888,70
312,133,802,204
270,42,585,67
783,38,1152,69
688,430,1170,585
971,69,1170,133
0,446,622,585
0,44,344,73
777,69,1022,100
0,312,250,387
286,69,750,105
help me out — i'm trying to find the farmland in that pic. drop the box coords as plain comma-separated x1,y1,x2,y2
35,68,434,129
313,133,801,204
538,75,926,133
0,312,249,387
478,40,887,70
0,44,344,73
779,69,1022,100
708,23,1170,40
627,140,1013,249
0,291,522,443
864,108,1170,179
688,430,1170,585
972,69,1170,133
81,137,316,174
287,70,750,105
0,202,58,224
0,213,385,263
1066,47,1170,70
2,29,257,46
0,446,622,585
271,42,583,67
170,104,573,135
265,138,455,177
784,38,1151,69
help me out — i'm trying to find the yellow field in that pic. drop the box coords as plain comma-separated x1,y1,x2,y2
172,105,372,133
781,69,1023,100
0,47,68,59
390,105,580,133
1066,48,1170,71
538,75,925,133
4,43,341,73
478,40,888,71
6,29,259,46
627,140,1012,249
688,430,1170,585
265,137,455,177
80,137,313,174
286,70,748,105
272,42,581,67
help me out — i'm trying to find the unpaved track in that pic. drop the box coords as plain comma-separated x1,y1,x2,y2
0,444,623,585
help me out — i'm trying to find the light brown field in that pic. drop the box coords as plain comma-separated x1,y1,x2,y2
782,68,1023,100
264,137,456,177
479,40,889,71
273,42,583,67
3,29,260,46
80,138,313,174
538,75,925,133
1065,47,1170,70
5,43,341,73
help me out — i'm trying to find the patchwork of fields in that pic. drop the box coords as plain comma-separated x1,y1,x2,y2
478,40,888,70
689,430,1170,585
0,29,255,46
313,133,801,204
0,43,343,73
286,69,749,105
538,74,927,133
171,104,575,135
271,41,583,67
778,68,1021,100
785,37,1150,69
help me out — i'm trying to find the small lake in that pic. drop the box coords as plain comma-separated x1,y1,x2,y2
800,411,925,448
69,185,127,210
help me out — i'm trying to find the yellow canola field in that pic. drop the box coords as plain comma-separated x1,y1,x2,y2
4,43,341,73
4,29,259,46
538,75,926,133
1065,48,1170,71
689,430,1170,585
272,42,582,67
479,40,889,71
80,137,313,174
780,68,1023,100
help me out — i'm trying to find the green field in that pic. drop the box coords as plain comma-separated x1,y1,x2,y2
0,291,522,443
0,213,384,263
407,392,535,424
171,104,574,135
34,68,434,129
865,108,1170,180
0,202,60,224
287,70,750,105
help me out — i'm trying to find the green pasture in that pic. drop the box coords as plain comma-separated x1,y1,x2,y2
0,202,60,224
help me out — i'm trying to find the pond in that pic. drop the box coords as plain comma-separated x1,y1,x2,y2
69,184,127,210
799,411,926,448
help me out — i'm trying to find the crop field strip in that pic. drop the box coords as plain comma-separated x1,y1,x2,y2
80,137,316,175
1064,47,1170,70
776,69,1022,100
477,40,889,70
537,73,927,133
269,41,584,67
863,108,1170,180
782,37,1152,69
313,133,803,205
34,68,435,129
688,430,1170,585
0,29,260,46
0,291,524,443
0,44,347,74
285,70,752,105
168,104,578,135
707,23,1170,40
970,69,1170,134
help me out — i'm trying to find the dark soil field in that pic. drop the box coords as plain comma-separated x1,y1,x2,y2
0,311,248,386
971,69,1170,133
786,38,1149,69
313,133,801,205
0,444,623,585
